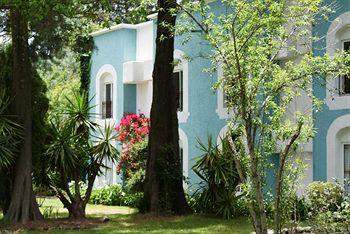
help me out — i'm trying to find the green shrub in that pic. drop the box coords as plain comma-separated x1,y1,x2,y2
306,181,343,214
89,185,145,209
126,168,145,193
90,185,124,206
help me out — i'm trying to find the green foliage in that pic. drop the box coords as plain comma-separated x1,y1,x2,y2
90,185,124,206
37,49,80,119
123,139,148,183
191,136,240,219
306,181,343,214
126,168,146,193
46,121,80,177
89,185,144,208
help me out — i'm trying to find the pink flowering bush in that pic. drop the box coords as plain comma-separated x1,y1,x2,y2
115,113,150,175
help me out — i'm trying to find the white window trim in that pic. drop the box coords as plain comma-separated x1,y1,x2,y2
179,128,189,189
217,125,229,148
95,64,117,125
326,114,350,185
216,65,234,119
174,49,189,123
326,11,350,110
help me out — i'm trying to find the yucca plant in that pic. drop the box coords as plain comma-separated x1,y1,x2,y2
46,90,118,219
0,89,22,169
192,136,240,219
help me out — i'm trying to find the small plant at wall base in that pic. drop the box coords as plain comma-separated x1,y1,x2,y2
191,136,240,219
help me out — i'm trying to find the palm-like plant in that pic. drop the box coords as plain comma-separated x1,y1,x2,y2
192,136,240,219
0,89,22,169
65,91,96,138
46,122,79,177
45,90,119,219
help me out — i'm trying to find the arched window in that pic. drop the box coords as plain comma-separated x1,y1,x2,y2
327,115,350,191
100,74,113,119
96,64,117,121
326,12,350,110
216,65,234,119
174,50,189,123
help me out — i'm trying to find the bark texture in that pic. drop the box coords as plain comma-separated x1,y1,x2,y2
144,0,192,215
4,8,42,224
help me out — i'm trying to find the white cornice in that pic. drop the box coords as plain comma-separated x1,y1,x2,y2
91,21,153,37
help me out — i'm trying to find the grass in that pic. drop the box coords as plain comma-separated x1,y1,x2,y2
37,197,136,219
2,197,253,234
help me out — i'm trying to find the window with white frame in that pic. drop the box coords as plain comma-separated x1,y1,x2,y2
96,65,117,121
174,50,189,123
102,82,113,119
339,41,350,95
326,12,350,110
216,65,233,119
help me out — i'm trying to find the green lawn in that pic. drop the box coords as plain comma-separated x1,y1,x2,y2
2,197,253,233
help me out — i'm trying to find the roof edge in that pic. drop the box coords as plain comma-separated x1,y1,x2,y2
91,14,157,37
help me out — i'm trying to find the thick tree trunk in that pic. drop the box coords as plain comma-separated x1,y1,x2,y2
68,201,86,219
4,8,42,224
144,0,192,215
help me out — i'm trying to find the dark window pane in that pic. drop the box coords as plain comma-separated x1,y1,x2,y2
344,41,350,52
180,146,183,174
106,83,112,101
102,83,113,119
173,71,183,111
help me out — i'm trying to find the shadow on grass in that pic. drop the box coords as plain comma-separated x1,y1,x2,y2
74,214,253,234
1,213,252,234
1,197,252,234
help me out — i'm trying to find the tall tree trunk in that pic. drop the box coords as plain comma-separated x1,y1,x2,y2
4,8,42,224
144,0,192,215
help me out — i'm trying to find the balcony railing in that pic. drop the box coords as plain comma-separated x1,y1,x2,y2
102,101,113,119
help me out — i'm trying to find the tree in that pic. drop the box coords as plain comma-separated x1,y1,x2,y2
0,44,49,218
46,92,119,219
144,0,192,215
179,0,350,233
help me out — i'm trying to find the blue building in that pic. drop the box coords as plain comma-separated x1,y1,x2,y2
90,1,350,194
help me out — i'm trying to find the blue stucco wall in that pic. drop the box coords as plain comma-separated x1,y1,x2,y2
90,28,137,122
312,0,350,181
174,1,229,189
